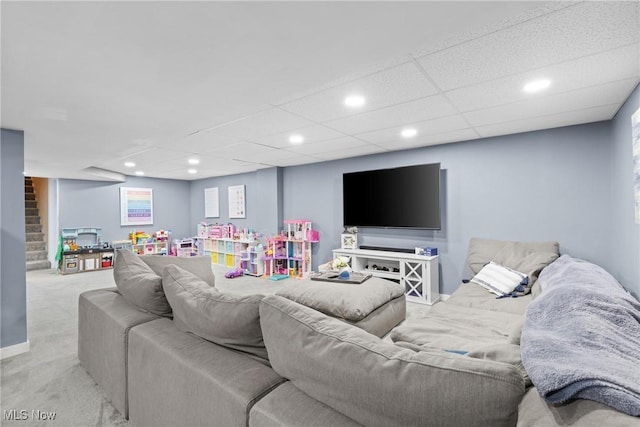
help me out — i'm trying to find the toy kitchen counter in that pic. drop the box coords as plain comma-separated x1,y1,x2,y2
61,246,114,274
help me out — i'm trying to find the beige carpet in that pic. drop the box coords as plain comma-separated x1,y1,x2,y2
1,264,431,426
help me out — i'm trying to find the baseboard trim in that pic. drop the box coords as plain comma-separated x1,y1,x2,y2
0,340,30,360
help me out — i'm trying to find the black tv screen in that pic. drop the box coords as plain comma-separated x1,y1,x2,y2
343,163,441,229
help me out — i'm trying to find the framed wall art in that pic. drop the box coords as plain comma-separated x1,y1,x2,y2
120,187,153,226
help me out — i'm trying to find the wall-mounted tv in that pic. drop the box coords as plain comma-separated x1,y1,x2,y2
343,163,441,229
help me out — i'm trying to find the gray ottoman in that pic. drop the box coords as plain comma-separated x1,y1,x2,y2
275,276,406,337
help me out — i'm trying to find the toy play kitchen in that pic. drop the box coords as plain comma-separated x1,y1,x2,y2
60,227,114,274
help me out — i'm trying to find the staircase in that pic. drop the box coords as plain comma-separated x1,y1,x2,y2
25,177,52,271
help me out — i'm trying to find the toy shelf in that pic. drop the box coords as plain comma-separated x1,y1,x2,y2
200,237,256,269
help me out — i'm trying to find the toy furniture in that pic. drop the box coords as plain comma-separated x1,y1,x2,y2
263,220,319,278
59,227,114,274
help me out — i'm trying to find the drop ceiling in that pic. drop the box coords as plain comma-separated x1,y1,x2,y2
1,1,638,181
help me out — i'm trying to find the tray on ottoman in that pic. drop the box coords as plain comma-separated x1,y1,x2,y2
310,271,372,284
276,276,406,337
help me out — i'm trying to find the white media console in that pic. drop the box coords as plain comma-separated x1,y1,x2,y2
332,248,440,305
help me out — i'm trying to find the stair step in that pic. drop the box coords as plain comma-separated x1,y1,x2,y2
25,215,40,224
26,241,46,251
25,193,35,201
25,208,39,216
26,224,42,233
26,259,52,271
25,186,34,194
26,250,48,261
25,200,38,209
26,232,44,241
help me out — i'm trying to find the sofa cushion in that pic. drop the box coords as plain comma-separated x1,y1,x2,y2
390,302,523,354
113,249,172,317
446,282,532,315
275,276,404,322
466,238,560,295
140,254,215,287
260,295,525,427
517,387,640,427
249,382,362,427
162,264,268,360
470,261,529,296
78,288,160,418
128,318,284,427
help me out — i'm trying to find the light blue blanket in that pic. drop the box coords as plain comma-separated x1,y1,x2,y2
521,255,640,416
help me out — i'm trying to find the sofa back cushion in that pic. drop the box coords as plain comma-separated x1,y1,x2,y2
140,254,215,287
260,295,525,427
113,249,172,317
162,264,267,361
466,238,560,295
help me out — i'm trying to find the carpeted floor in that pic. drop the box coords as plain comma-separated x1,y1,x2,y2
1,264,432,426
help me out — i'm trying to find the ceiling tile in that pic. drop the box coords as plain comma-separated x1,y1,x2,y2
205,108,316,141
376,128,479,150
465,79,638,127
356,115,470,145
312,144,387,161
325,95,458,135
475,104,621,138
278,62,438,123
235,148,301,164
286,136,370,156
163,131,244,153
446,44,640,113
199,142,274,157
417,1,639,90
263,155,321,167
256,124,346,149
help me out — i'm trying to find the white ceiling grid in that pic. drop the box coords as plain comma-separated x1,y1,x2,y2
1,1,638,181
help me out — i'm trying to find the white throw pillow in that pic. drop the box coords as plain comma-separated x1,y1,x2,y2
471,262,529,297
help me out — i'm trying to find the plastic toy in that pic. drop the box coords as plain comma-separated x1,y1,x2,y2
225,267,244,279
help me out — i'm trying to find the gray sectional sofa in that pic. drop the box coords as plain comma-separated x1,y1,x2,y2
78,239,639,426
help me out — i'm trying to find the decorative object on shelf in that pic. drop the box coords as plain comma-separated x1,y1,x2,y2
341,226,358,249
415,246,438,256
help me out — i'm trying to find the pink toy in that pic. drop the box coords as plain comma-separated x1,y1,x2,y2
225,267,244,279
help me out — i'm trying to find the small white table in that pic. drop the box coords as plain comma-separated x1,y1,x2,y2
333,248,440,305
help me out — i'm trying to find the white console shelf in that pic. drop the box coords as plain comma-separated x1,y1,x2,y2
333,248,440,305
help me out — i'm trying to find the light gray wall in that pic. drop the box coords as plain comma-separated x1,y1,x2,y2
58,176,191,244
283,122,613,295
1,129,27,349
189,171,260,234
610,83,640,299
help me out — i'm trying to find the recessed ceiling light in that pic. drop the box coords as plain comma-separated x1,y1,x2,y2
188,169,197,174
344,95,366,107
124,161,136,167
135,171,144,176
401,128,417,138
188,158,200,165
523,79,551,93
289,134,304,144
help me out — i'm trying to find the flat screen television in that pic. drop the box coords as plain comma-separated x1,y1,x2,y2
343,163,441,229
